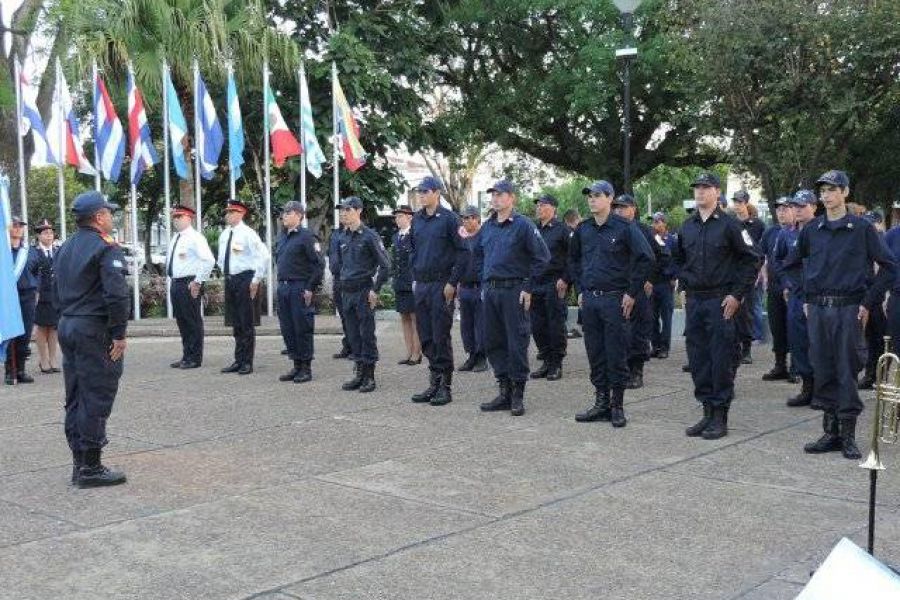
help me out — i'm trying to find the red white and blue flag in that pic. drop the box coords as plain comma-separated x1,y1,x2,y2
127,69,158,186
52,69,96,175
18,66,57,165
93,73,125,182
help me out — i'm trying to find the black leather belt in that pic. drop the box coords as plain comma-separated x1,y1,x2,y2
415,272,451,283
686,289,729,299
486,278,527,289
224,270,253,280
459,282,480,289
807,294,864,307
585,289,625,297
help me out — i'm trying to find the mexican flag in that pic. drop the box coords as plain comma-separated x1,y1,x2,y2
265,83,301,167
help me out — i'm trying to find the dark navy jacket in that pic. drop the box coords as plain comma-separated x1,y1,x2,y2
275,227,324,288
773,226,802,299
535,218,570,284
568,214,654,298
12,243,40,293
673,208,761,301
459,230,481,285
657,232,679,280
391,229,413,293
791,214,896,309
760,224,783,288
474,211,550,293
409,205,468,286
338,224,391,292
884,226,900,292
52,226,130,340
327,227,345,279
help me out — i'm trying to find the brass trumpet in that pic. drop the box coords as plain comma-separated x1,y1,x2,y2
859,336,900,555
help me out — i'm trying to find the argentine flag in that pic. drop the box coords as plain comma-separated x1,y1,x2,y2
164,67,190,180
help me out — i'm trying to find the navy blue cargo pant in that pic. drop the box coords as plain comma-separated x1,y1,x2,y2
59,316,124,452
414,281,454,372
626,290,653,363
581,291,629,391
483,282,531,383
767,288,788,358
225,270,256,367
685,295,737,408
889,295,900,357
651,282,674,353
864,303,887,373
332,282,352,355
277,280,315,362
343,286,379,365
786,295,813,379
171,277,204,364
5,289,35,372
458,284,484,356
807,303,866,418
530,281,568,365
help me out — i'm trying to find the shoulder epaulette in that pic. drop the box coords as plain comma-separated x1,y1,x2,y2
101,233,118,246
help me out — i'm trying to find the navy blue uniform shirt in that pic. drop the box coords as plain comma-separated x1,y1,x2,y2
327,227,345,278
884,226,900,292
409,205,468,286
793,214,896,309
636,221,666,284
568,213,654,298
52,226,130,339
673,207,761,300
535,218,570,284
760,224,783,287
742,218,766,245
474,211,550,292
459,230,481,284
12,243,40,292
275,226,324,288
338,224,391,291
773,226,803,299
391,229,413,292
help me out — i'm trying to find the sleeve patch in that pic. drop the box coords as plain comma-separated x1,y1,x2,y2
112,260,124,268
741,230,754,246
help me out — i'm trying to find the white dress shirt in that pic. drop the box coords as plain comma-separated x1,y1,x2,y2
167,225,216,283
217,220,270,283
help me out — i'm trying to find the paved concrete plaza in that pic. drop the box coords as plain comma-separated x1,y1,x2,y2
2,321,899,599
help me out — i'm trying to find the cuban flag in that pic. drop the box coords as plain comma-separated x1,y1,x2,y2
164,67,190,180
51,70,96,175
93,73,125,182
226,70,244,183
195,73,223,180
127,69,158,186
18,67,57,166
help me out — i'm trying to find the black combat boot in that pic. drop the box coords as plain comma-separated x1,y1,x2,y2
686,403,712,437
839,418,862,460
701,406,728,439
610,388,627,428
762,353,790,381
359,364,376,393
75,449,126,488
858,364,876,390
458,354,477,372
804,412,842,453
332,345,351,359
412,370,440,403
4,366,14,385
786,376,813,407
293,360,312,383
221,361,241,373
740,342,753,365
682,363,692,373
16,370,34,383
546,358,562,381
431,370,453,406
480,378,512,411
279,360,301,382
510,381,526,416
472,353,488,372
575,389,611,422
342,362,365,391
625,360,644,389
530,362,549,379
71,450,82,484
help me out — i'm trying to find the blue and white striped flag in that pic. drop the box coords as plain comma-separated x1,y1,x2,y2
299,64,326,178
164,67,190,180
0,175,25,362
226,69,245,182
195,73,223,180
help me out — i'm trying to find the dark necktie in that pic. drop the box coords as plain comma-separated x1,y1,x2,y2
167,233,181,278
223,230,234,276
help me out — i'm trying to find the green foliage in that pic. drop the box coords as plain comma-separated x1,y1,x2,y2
26,167,92,234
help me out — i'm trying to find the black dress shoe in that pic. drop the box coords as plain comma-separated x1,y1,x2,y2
656,350,668,360
280,349,289,355
16,371,34,384
333,348,352,359
221,362,241,373
170,360,184,369
238,364,253,375
399,357,413,365
179,361,201,369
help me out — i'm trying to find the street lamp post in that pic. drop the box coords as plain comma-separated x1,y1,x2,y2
614,0,642,194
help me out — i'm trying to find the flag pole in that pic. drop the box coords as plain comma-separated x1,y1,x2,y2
55,57,67,240
162,60,173,319
192,59,202,226
228,62,237,202
14,60,28,224
298,64,307,227
92,61,101,192
262,59,274,317
331,61,339,230
127,62,140,320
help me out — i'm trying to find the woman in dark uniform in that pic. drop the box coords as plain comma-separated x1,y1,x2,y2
392,205,421,364
32,219,61,373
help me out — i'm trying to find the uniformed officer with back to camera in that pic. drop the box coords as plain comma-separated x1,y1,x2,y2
571,182,653,428
475,179,550,417
457,205,488,373
328,212,353,360
786,170,896,460
275,201,325,384
54,191,130,488
5,214,40,385
408,176,469,407
218,200,270,375
166,204,215,370
529,193,570,382
674,173,760,440
758,197,796,383
611,193,659,389
337,196,391,393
